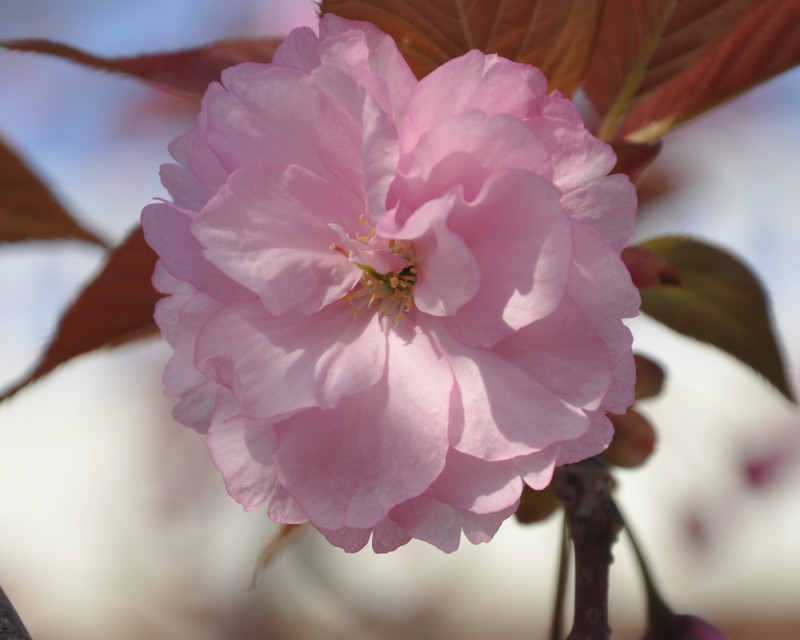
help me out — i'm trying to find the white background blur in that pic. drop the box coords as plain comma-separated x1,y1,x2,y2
1,2,799,638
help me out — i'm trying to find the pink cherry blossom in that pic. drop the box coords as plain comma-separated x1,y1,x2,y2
142,14,640,553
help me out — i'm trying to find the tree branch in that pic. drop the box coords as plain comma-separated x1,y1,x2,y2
0,584,33,640
551,457,622,640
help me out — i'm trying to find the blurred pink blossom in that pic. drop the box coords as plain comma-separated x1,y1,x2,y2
142,15,639,552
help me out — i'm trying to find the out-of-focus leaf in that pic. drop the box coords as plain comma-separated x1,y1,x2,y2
584,0,759,140
515,485,560,524
605,407,657,468
0,136,106,246
320,0,605,94
634,354,666,400
1,38,282,98
611,139,662,184
639,236,793,402
622,1,800,141
0,226,161,402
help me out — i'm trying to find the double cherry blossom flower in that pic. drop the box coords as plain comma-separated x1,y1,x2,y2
142,15,640,552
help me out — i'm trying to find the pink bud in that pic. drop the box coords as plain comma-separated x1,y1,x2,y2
622,246,682,290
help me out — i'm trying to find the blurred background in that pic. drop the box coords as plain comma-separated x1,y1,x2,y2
1,1,799,638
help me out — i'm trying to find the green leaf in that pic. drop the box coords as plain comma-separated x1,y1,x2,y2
1,37,282,98
320,0,605,94
638,236,793,401
0,135,107,246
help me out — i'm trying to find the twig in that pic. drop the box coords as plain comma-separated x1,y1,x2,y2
551,457,622,640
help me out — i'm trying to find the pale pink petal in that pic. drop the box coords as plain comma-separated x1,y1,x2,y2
491,296,611,410
205,396,279,511
402,51,548,152
188,107,229,195
442,170,572,347
460,505,519,544
389,111,551,211
318,526,371,553
515,453,558,490
389,497,463,552
159,290,222,433
271,25,322,71
159,163,210,211
431,323,590,461
203,67,326,176
192,165,363,316
604,351,637,414
273,326,453,530
526,117,617,194
194,299,386,422
553,410,615,466
561,174,637,251
370,518,413,553
360,94,401,220
319,14,416,117
566,221,639,364
425,450,523,514
143,202,251,303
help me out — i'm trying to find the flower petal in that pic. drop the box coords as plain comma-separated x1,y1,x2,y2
273,326,452,530
143,202,250,303
442,170,572,347
432,323,591,461
194,299,386,422
193,164,364,316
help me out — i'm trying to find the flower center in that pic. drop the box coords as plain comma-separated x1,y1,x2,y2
330,219,418,324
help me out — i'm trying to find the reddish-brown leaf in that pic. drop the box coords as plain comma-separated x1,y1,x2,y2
0,136,106,246
1,37,283,98
611,139,662,183
583,0,759,140
320,0,605,94
634,353,666,400
621,1,800,140
0,225,161,402
604,407,657,468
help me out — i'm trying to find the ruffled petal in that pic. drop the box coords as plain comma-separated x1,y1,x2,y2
425,449,522,514
194,299,386,422
432,323,590,461
273,326,453,530
142,202,251,303
389,111,551,212
193,165,364,316
319,14,416,118
205,393,279,511
491,295,612,410
401,51,548,152
441,170,572,347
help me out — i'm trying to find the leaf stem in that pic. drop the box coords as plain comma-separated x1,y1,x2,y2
548,511,571,640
